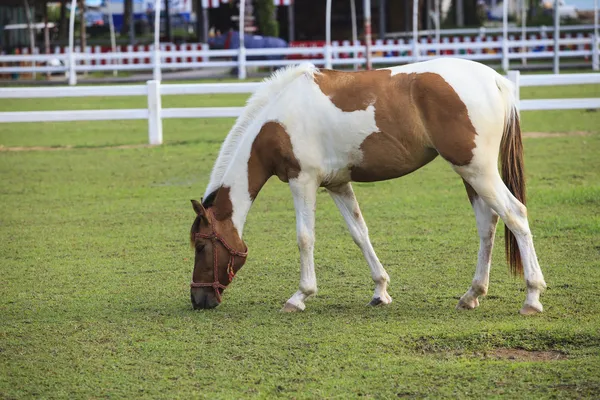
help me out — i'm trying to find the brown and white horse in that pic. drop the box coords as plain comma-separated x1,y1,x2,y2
189,58,546,315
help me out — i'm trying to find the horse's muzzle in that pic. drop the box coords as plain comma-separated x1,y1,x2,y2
190,287,221,309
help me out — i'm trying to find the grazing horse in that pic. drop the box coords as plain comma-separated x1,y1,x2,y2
189,58,546,315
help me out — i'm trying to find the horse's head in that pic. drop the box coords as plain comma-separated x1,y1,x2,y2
189,200,248,309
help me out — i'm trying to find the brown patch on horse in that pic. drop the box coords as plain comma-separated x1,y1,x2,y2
411,73,477,166
247,121,301,199
314,69,477,181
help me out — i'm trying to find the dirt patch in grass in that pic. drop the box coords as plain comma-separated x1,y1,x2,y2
484,348,567,361
0,144,154,152
523,131,592,138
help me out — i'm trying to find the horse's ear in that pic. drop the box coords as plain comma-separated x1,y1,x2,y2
191,199,206,217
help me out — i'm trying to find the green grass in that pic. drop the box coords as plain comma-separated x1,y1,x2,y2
1,84,600,398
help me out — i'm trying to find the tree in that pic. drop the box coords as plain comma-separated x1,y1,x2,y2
255,0,278,37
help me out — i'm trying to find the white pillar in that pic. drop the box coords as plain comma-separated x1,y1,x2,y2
147,80,163,145
502,0,509,71
107,0,119,76
238,0,247,79
364,0,372,70
412,0,419,61
68,0,77,85
325,0,333,69
435,0,440,56
153,0,161,81
350,0,358,66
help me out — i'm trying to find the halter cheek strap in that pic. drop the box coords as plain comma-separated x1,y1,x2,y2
190,212,248,303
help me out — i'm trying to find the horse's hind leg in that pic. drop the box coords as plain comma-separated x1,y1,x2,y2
458,169,546,314
327,183,392,306
457,180,499,310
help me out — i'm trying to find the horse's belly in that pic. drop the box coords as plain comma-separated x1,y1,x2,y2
349,133,438,182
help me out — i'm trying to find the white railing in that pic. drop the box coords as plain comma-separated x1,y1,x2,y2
0,71,598,145
387,24,600,38
1,33,598,79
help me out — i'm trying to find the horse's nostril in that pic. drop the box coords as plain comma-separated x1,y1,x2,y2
191,287,221,309
191,288,207,309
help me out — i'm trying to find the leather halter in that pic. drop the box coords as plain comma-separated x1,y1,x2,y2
190,210,248,303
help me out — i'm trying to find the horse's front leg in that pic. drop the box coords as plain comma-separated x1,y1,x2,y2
327,183,392,306
282,174,319,312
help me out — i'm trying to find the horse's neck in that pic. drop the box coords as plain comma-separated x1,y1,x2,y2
212,147,272,238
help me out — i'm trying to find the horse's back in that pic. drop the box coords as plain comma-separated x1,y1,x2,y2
270,59,510,185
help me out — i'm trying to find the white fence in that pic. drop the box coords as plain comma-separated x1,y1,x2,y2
0,71,598,145
1,30,599,80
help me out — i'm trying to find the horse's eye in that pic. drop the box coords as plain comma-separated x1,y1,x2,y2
195,244,205,252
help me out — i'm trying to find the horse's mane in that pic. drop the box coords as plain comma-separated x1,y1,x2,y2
202,63,318,203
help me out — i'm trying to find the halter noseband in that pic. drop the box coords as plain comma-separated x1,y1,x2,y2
190,211,248,303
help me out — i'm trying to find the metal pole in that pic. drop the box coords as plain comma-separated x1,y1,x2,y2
68,0,77,85
238,0,246,79
594,0,599,70
44,2,50,55
502,0,508,71
412,0,418,62
44,1,50,79
153,0,161,81
364,0,372,70
107,0,118,76
521,0,527,65
350,0,357,68
435,0,440,56
553,0,560,74
288,1,295,42
326,0,332,69
23,0,35,80
202,8,208,43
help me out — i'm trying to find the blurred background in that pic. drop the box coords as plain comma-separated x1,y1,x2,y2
0,0,598,82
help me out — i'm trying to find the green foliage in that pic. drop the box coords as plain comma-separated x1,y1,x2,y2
0,84,599,398
442,0,486,28
255,0,279,37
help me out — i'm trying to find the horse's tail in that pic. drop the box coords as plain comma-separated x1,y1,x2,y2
496,75,525,277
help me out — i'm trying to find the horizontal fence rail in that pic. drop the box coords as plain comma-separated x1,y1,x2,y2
1,29,598,78
0,70,598,145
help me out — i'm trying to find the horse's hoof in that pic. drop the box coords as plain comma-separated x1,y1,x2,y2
281,301,304,312
520,302,543,315
368,297,383,306
456,296,479,310
368,292,392,306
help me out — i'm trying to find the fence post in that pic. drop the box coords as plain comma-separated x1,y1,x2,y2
507,70,520,108
147,80,163,145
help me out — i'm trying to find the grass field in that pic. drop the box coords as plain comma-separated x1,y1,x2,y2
1,82,599,398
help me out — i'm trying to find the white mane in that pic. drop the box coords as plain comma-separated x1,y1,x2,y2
203,62,318,200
